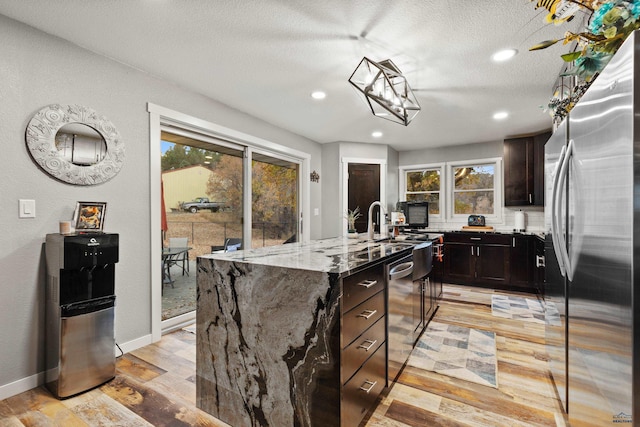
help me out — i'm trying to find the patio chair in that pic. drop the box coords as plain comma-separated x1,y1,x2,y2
168,237,189,276
211,238,242,253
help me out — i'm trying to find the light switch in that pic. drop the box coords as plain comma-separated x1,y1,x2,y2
19,199,36,218
314,208,319,216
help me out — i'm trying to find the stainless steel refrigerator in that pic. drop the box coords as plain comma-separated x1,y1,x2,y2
545,32,638,425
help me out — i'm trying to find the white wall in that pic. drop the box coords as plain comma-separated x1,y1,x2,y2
321,142,341,237
0,14,322,398
399,139,503,165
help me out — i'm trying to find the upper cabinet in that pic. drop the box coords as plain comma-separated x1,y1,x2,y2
503,131,551,206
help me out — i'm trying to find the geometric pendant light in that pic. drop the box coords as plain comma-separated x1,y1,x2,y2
348,57,421,126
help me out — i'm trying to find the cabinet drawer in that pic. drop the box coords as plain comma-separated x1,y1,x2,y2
445,232,510,245
342,264,385,313
341,343,386,427
342,316,385,383
343,291,385,348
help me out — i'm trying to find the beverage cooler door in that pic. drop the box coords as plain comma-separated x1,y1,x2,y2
56,297,116,398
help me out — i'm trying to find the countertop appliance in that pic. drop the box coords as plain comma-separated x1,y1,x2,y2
45,232,119,398
399,201,429,229
467,214,485,226
545,32,638,425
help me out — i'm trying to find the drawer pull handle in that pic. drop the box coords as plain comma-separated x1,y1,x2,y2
357,309,377,319
357,339,377,351
358,280,377,288
470,237,481,240
359,380,377,393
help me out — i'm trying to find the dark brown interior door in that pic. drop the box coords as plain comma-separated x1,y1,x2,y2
348,163,380,233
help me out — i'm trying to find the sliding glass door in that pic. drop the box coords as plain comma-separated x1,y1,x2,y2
160,130,244,321
251,152,299,248
159,130,302,321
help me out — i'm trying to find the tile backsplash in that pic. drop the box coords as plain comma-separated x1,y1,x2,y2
502,207,544,233
417,206,545,234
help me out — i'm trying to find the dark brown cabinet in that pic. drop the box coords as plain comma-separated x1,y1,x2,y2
475,243,511,286
341,263,386,427
534,236,545,296
444,233,510,287
510,235,533,290
504,131,550,206
444,232,539,293
443,241,474,283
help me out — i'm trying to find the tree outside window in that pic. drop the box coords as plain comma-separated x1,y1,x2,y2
453,165,495,215
405,169,440,214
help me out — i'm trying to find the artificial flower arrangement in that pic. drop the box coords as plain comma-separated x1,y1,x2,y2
530,0,640,119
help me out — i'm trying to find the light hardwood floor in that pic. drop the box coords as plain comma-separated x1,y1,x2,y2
0,284,566,426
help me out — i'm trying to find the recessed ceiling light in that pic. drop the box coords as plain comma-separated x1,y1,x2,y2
372,131,383,138
311,91,326,100
492,49,518,62
493,111,509,120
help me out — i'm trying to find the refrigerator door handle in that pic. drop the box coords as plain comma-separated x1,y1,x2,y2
556,139,575,281
551,144,567,277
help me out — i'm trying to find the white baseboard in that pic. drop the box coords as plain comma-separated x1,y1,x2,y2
0,371,45,401
0,333,154,401
161,311,195,334
116,333,154,355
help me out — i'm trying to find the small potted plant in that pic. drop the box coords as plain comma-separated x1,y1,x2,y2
345,207,362,238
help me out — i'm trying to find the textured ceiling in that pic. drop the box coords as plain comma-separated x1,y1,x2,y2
0,0,586,151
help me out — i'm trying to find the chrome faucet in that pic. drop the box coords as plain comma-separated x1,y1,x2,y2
367,201,387,240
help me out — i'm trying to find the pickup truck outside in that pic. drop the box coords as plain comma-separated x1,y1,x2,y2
180,197,225,213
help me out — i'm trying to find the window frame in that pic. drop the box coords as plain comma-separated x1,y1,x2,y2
446,157,502,223
399,163,445,222
400,158,503,226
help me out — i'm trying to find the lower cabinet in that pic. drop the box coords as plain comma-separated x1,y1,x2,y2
534,236,545,296
341,262,387,427
342,344,386,427
339,246,445,426
510,235,533,290
443,232,538,293
444,233,511,287
474,244,511,286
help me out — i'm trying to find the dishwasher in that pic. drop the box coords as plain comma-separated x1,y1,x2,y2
386,253,414,384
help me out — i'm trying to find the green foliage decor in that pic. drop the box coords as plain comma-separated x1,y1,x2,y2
530,0,640,119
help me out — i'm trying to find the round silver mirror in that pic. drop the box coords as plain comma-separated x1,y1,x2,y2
26,104,125,185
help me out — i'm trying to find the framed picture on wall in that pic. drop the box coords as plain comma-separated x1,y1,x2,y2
73,201,107,232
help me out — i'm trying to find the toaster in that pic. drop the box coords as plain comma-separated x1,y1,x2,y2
467,215,486,226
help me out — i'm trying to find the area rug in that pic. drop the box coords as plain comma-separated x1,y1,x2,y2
406,322,498,388
491,295,545,324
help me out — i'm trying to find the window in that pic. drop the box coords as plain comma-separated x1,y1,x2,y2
402,165,443,216
401,158,502,224
449,159,501,219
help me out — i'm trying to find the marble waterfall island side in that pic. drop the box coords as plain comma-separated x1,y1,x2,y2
195,237,412,427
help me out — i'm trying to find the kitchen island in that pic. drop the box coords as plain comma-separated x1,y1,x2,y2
195,237,414,427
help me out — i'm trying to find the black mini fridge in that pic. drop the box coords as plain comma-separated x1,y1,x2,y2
45,232,118,398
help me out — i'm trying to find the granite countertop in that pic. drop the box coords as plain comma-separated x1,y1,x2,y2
199,236,418,275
